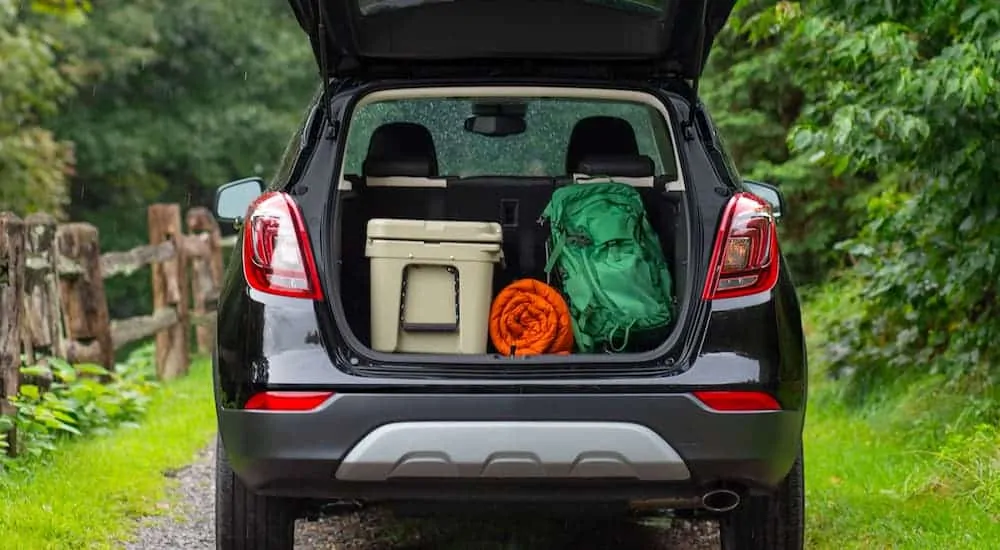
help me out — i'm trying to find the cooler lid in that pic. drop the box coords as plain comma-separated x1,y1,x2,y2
366,218,504,243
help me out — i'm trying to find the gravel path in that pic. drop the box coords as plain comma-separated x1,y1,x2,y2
127,442,720,550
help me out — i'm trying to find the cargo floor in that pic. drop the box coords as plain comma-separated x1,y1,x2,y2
335,176,688,357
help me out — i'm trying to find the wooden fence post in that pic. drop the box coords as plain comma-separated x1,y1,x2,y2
0,213,25,456
57,223,114,370
149,204,189,379
186,207,223,354
21,214,65,388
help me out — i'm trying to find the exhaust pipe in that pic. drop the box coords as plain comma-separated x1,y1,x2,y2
701,488,741,513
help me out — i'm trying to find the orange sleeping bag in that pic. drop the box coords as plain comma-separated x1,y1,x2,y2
488,278,574,356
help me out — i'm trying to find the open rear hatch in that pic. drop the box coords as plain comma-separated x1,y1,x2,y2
286,0,735,80
280,0,741,376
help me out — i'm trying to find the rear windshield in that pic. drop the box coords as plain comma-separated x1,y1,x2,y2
357,0,665,17
343,96,678,180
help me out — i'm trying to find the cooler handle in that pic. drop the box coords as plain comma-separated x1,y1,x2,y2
398,264,460,333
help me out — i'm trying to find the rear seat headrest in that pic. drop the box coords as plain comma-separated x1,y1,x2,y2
565,116,639,173
365,122,439,177
575,155,655,178
363,158,438,178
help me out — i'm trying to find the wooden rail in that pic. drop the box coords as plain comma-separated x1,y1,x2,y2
0,205,231,454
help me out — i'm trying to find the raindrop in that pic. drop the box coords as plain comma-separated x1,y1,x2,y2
244,72,248,81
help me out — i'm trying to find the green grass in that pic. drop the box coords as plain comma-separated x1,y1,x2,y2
804,390,1000,549
0,358,216,550
802,281,1000,549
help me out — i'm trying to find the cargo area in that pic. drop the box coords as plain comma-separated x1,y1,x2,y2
332,88,692,362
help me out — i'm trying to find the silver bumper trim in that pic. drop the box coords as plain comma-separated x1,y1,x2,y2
334,421,691,481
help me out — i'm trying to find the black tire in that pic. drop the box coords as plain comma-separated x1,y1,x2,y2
216,436,297,550
719,453,805,550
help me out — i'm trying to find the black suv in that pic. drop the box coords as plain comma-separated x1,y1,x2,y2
211,1,807,548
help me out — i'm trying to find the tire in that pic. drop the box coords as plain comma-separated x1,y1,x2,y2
215,436,297,550
719,453,804,550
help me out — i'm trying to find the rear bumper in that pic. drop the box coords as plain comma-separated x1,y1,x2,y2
218,392,803,503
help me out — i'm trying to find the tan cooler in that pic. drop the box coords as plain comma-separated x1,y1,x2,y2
365,219,504,354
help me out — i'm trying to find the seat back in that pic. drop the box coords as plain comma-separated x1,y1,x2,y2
446,177,555,289
361,122,447,219
565,116,641,174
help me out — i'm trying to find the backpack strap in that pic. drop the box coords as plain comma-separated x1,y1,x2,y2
544,237,565,275
606,319,637,353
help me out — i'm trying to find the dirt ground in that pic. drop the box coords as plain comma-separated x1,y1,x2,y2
127,444,722,550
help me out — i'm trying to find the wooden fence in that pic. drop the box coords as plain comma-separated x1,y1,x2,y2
0,204,229,455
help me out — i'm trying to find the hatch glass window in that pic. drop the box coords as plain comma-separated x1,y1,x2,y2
342,96,677,180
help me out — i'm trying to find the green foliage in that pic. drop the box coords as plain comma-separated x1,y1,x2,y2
702,0,868,283
707,0,1000,392
3,0,317,321
0,357,216,550
804,283,1000,548
923,424,1000,511
29,1,91,20
805,384,1000,549
781,0,1000,389
30,0,317,319
0,345,158,473
0,0,77,217
45,0,315,199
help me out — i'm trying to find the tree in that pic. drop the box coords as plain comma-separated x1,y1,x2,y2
44,0,317,214
37,0,317,318
743,0,1000,391
0,0,81,217
701,0,867,283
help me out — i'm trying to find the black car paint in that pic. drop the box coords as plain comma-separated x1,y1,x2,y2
287,0,737,80
217,392,803,499
214,77,807,500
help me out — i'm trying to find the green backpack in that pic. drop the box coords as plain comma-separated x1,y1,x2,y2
541,182,674,353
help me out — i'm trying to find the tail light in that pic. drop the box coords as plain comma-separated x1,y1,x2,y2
702,192,780,300
242,192,323,300
245,391,334,411
693,390,781,411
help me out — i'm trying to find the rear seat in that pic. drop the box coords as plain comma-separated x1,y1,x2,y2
568,154,676,221
346,118,682,303
572,154,657,188
565,116,643,174
360,122,447,219
445,177,555,289
566,145,683,268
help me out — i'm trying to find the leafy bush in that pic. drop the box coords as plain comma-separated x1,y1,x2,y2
702,0,868,284
0,1,78,218
708,1,1000,394
0,344,159,473
803,2,997,390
